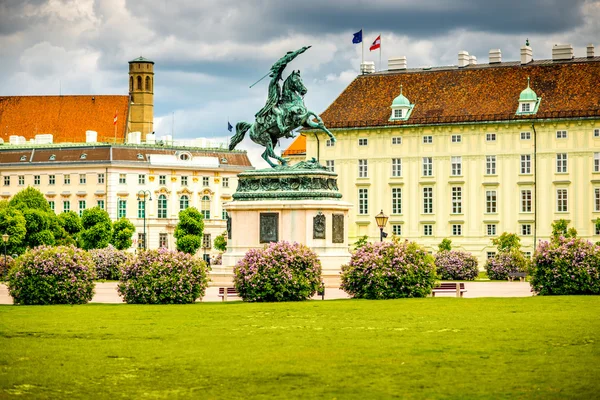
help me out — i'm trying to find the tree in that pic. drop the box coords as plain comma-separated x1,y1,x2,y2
551,219,577,241
438,238,452,252
8,187,51,212
111,218,135,250
22,208,55,248
352,235,369,251
213,231,227,252
492,232,521,252
79,207,112,250
57,211,82,246
174,207,204,254
0,207,27,255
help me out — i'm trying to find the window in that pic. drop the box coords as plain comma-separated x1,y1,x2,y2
326,139,335,147
138,233,146,249
392,188,402,214
451,187,462,214
521,224,532,236
64,174,71,185
202,233,212,249
20,155,27,162
201,195,210,219
78,200,86,217
159,175,166,185
179,152,191,161
80,153,87,160
180,195,189,211
556,153,568,173
49,175,55,185
181,176,188,186
394,109,403,118
556,189,568,212
222,207,227,220
223,177,230,188
159,233,168,248
203,177,210,187
358,138,368,146
392,136,402,145
451,134,462,143
556,130,567,139
138,174,146,185
423,224,433,236
486,155,496,175
138,200,145,218
487,224,497,236
358,188,368,215
49,154,56,161
392,224,402,236
451,156,462,176
79,174,86,184
18,175,24,186
3,176,9,186
423,135,433,144
422,157,433,176
521,131,531,140
98,173,105,184
158,195,168,218
119,174,126,184
63,201,70,212
49,201,55,212
486,190,497,213
595,188,600,212
391,158,402,177
486,133,496,142
595,128,600,137
97,200,105,210
423,187,433,214
521,190,532,212
521,103,530,113
326,160,335,173
595,153,600,172
520,155,531,174
358,159,368,178
452,224,462,236
34,175,40,185
118,199,127,218
487,251,496,259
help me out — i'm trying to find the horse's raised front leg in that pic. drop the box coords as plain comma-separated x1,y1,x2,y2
305,111,336,143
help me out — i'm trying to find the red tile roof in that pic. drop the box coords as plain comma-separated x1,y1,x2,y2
282,134,306,156
0,95,130,144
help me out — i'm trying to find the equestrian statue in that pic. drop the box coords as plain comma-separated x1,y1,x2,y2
228,46,336,167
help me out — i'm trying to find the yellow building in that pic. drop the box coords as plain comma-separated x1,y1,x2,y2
295,45,600,262
128,57,154,139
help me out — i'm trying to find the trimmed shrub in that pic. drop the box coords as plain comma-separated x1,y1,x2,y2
341,240,436,299
435,250,479,280
531,238,600,295
484,249,529,280
118,248,210,304
89,246,131,280
7,245,95,305
0,255,15,280
233,241,322,302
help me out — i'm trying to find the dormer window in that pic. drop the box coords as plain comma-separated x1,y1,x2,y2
389,84,415,121
137,153,144,160
220,157,228,164
80,153,87,160
20,155,27,161
394,109,403,119
521,103,530,113
176,151,192,161
516,77,541,115
49,154,56,161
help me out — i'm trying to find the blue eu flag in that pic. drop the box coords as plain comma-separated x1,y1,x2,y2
227,121,233,132
352,30,362,44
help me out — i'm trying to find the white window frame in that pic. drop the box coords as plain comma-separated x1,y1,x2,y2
487,224,497,236
49,175,55,185
392,188,402,214
326,139,335,147
486,133,496,142
423,224,433,236
358,138,368,146
451,134,462,143
63,200,70,212
392,224,402,236
486,190,497,213
119,174,126,184
223,177,230,188
486,155,496,175
556,189,568,212
594,128,600,137
451,186,462,214
556,153,568,173
521,103,530,113
159,175,166,185
79,174,86,184
422,157,433,176
392,158,402,177
452,224,462,236
556,130,567,139
392,136,402,145
97,200,105,210
358,159,368,178
181,176,188,186
326,160,335,173
78,200,86,217
97,173,105,184
451,156,462,176
34,175,40,185
521,190,532,213
423,135,433,144
118,199,127,218
520,154,531,174
358,188,368,215
521,131,531,140
394,109,403,119
521,224,532,236
64,174,71,185
594,153,600,172
423,187,433,214
595,188,600,212
138,174,146,185
487,251,496,259
18,175,24,186
203,176,210,187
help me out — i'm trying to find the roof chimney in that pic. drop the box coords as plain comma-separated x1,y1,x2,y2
489,49,502,64
388,56,407,71
469,55,477,65
458,50,470,68
552,44,574,61
521,39,533,64
360,61,375,74
587,44,595,58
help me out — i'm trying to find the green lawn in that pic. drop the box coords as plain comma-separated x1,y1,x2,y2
1,297,599,399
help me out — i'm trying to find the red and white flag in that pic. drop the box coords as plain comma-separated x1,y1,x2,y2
370,35,381,51
113,110,118,125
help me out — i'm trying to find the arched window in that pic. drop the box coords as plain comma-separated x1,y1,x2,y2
179,195,189,211
145,76,151,91
129,77,133,91
201,195,210,219
137,76,142,90
158,194,167,219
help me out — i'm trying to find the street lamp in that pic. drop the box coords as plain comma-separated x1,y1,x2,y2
137,190,152,250
2,233,9,268
375,210,389,242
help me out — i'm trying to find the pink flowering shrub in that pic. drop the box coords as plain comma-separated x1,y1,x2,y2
118,248,210,304
0,255,15,280
89,246,131,280
531,238,600,295
212,253,222,265
341,240,436,299
484,249,529,280
435,250,479,280
7,245,95,305
233,241,322,302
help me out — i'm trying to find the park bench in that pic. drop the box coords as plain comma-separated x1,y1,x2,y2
218,287,240,301
507,272,528,282
431,282,466,298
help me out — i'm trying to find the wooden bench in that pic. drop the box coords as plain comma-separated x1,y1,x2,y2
431,282,466,297
507,272,527,282
218,287,240,301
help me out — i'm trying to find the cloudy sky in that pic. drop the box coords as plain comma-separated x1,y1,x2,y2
1,0,598,167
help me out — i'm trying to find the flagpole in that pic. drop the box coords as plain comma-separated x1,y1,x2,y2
361,28,364,66
379,33,382,72
114,109,117,143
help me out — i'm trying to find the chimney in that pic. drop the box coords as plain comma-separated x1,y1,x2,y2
489,49,502,63
552,44,574,61
587,44,595,58
520,44,533,64
388,56,407,71
360,61,375,74
469,55,477,65
458,50,470,68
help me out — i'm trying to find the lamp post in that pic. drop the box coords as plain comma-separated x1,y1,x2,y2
137,190,152,250
2,233,8,268
375,210,389,242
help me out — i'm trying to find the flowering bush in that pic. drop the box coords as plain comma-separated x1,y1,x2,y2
212,253,222,265
435,250,479,280
89,246,131,280
118,248,210,304
341,240,436,299
233,241,322,302
0,255,15,280
7,245,95,305
484,249,529,280
531,238,600,295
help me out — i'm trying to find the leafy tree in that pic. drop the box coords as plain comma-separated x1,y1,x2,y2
492,232,521,252
352,235,369,251
438,238,452,252
174,207,204,254
213,231,227,252
111,218,136,250
551,219,577,241
8,187,51,212
22,208,55,248
79,207,112,250
57,211,82,246
0,207,27,255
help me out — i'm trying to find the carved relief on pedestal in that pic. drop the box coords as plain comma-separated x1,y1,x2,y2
313,212,326,239
259,212,279,243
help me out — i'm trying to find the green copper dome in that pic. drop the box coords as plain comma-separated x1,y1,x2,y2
519,77,537,102
392,85,411,107
129,56,154,64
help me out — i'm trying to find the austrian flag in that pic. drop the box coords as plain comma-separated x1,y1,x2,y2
113,110,118,125
370,35,381,51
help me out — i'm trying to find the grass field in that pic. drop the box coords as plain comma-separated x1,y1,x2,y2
1,297,599,399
